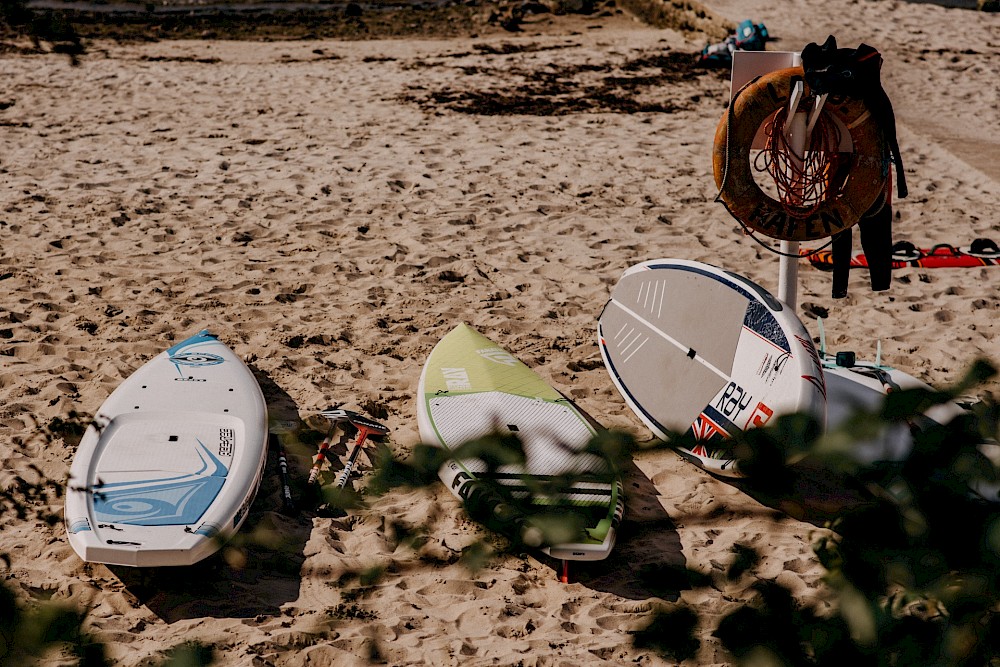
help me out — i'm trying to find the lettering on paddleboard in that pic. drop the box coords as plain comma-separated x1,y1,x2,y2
219,428,235,457
169,352,225,367
441,368,472,392
174,377,207,382
476,347,518,366
716,382,753,420
233,471,262,528
452,471,475,499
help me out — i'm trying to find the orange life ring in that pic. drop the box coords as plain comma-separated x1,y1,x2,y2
712,66,889,243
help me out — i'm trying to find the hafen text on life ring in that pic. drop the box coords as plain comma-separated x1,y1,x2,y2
712,66,889,243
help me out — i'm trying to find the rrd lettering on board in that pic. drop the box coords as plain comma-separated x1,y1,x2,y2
441,367,472,391
218,428,235,457
452,471,475,499
716,381,753,419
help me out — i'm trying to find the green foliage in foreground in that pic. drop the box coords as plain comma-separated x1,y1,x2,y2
4,360,1000,665
0,582,106,667
630,359,1000,666
364,358,1000,665
1,413,207,667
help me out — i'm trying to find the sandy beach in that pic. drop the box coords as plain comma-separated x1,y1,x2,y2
2,0,999,664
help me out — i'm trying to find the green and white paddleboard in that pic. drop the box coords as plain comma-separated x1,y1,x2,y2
417,323,624,561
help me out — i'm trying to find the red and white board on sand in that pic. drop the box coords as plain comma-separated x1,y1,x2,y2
598,259,827,477
803,241,1000,270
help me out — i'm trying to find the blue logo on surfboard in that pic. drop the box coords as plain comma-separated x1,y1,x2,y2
167,330,225,371
169,352,224,367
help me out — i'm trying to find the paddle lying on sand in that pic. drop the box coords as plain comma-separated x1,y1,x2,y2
268,432,297,515
306,417,338,487
320,409,390,490
306,409,389,517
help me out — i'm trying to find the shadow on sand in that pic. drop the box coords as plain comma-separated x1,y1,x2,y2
538,459,687,601
551,451,878,601
729,458,878,528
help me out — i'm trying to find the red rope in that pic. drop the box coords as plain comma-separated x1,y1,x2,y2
753,105,843,219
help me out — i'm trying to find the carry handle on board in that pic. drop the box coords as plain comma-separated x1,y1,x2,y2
319,409,390,490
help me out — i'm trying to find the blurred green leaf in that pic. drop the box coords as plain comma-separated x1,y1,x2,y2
633,605,700,662
523,511,586,548
950,359,998,397
458,541,495,574
161,641,215,667
635,563,710,599
358,565,386,588
321,484,365,513
365,443,444,495
727,543,760,581
628,359,1000,664
584,429,636,470
449,432,526,471
882,386,941,421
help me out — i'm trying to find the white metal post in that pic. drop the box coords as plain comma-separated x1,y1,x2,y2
778,81,806,311
777,87,829,312
731,51,808,314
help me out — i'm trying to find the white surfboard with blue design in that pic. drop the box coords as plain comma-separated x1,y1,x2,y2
65,330,268,567
598,259,827,477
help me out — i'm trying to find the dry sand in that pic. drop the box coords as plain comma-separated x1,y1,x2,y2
1,1,999,664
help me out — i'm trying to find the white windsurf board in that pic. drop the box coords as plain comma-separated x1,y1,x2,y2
821,353,998,502
598,258,827,477
823,359,962,463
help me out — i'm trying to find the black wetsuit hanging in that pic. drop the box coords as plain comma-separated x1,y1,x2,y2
801,36,907,297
